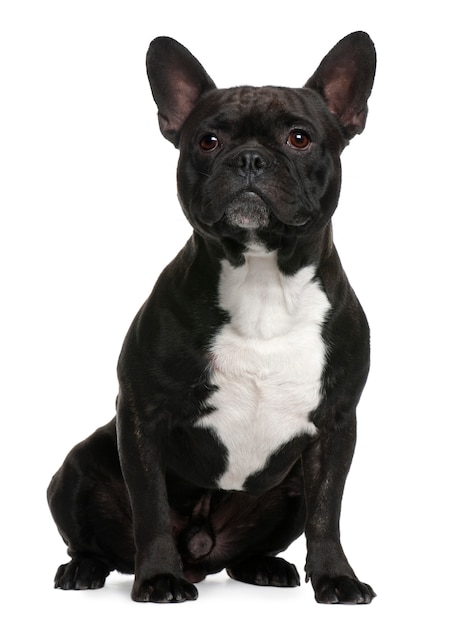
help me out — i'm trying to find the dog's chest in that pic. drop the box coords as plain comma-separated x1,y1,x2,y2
197,248,330,491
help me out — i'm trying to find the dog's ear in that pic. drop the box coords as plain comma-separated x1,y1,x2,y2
305,32,376,140
146,37,216,147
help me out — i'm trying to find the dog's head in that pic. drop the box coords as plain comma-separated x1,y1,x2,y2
146,33,376,260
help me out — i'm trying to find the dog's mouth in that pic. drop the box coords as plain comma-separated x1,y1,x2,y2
197,186,314,233
222,191,312,231
224,192,271,229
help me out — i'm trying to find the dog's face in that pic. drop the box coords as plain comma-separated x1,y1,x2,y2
176,86,344,244
147,33,376,255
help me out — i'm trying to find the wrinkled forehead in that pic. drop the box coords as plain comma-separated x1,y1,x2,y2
184,85,335,141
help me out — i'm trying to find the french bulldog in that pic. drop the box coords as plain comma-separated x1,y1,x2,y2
48,31,377,604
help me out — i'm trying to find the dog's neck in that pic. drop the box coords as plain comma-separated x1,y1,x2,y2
196,222,335,276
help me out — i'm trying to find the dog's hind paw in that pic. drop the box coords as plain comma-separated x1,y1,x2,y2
132,574,198,603
54,557,110,590
227,555,301,587
312,575,376,604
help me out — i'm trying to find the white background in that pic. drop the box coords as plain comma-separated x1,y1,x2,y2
1,1,452,624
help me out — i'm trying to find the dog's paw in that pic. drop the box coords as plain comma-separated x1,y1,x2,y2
132,574,198,603
227,555,301,587
54,558,110,590
312,575,376,604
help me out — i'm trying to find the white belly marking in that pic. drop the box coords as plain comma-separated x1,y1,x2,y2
198,246,330,491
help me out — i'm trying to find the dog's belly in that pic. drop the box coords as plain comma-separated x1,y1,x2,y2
197,246,330,491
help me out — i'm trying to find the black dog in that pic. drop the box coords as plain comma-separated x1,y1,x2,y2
48,32,376,604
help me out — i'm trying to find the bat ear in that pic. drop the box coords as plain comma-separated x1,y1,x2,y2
146,37,216,147
305,32,376,139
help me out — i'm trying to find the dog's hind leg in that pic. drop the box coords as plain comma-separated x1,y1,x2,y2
227,555,301,587
53,556,111,590
47,419,135,590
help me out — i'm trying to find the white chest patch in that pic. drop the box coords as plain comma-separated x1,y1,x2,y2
197,246,331,491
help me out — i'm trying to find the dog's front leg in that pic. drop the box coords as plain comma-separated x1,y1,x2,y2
303,420,375,604
116,395,198,603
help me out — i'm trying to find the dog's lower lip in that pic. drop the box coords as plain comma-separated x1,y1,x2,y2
241,190,262,202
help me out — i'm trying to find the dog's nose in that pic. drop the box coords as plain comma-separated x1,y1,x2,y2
235,150,269,178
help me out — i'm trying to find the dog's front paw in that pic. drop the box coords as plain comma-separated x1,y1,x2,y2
312,575,376,604
132,574,198,603
227,555,300,587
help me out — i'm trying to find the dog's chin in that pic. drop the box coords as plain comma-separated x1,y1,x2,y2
224,192,270,230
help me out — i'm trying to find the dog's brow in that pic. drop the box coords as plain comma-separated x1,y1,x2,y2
201,115,234,132
197,110,318,140
272,112,318,133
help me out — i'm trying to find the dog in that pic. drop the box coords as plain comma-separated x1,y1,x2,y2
48,32,376,604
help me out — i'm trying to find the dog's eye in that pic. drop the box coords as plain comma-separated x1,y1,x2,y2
199,134,220,152
287,130,311,150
